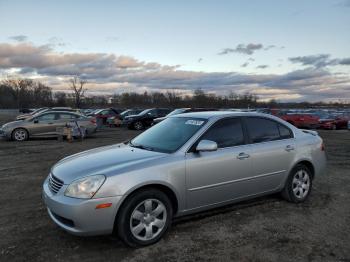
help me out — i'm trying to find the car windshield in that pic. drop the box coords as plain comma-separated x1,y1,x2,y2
166,109,187,117
130,117,207,153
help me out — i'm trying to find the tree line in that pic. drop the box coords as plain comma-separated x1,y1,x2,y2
0,77,349,109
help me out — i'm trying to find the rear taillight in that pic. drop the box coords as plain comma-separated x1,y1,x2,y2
90,117,96,124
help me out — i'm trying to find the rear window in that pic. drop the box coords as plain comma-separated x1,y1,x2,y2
278,124,293,139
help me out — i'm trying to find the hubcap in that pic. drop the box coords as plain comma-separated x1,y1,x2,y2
292,170,310,199
130,199,167,241
14,130,26,141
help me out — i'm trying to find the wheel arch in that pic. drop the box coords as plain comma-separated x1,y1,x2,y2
113,182,179,232
293,160,315,179
11,127,29,140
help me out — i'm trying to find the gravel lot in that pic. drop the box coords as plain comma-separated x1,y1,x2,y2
0,112,349,262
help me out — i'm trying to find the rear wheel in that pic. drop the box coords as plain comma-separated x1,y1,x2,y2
116,189,173,247
12,128,28,141
282,164,312,203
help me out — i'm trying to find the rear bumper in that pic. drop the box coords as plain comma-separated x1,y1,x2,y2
42,178,123,236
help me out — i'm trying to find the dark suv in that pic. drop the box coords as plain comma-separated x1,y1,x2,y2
123,108,171,130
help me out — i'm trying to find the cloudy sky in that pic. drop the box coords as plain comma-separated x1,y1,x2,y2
0,0,349,102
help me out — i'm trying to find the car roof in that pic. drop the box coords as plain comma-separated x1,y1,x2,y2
37,111,81,116
171,111,277,120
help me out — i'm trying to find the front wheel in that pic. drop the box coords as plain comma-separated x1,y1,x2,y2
133,121,144,130
282,164,312,203
116,189,173,247
12,128,28,141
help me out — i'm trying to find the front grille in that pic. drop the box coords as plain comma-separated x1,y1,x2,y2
48,174,64,194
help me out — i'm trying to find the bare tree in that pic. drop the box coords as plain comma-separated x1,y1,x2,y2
2,77,34,108
69,76,87,108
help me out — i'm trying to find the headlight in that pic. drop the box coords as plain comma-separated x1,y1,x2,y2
65,175,106,199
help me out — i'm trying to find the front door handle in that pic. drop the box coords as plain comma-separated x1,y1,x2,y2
285,145,295,152
237,152,250,160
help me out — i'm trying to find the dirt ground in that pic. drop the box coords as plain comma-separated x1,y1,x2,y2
0,112,349,262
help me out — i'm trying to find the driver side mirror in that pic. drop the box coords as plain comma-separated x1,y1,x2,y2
196,140,218,152
33,119,39,124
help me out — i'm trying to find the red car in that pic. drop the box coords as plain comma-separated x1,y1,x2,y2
318,115,349,130
280,114,320,129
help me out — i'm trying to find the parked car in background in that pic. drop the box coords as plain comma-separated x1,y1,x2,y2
42,112,326,247
1,111,97,141
280,113,320,129
318,114,349,130
123,108,171,130
106,109,143,127
88,108,123,125
16,107,81,120
16,107,49,120
153,108,218,124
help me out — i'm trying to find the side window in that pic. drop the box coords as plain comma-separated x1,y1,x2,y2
278,124,293,139
59,113,76,120
245,117,280,143
201,118,244,148
37,113,56,121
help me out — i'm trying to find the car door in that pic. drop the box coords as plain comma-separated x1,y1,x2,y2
243,117,296,192
185,117,254,209
56,113,77,129
30,113,58,136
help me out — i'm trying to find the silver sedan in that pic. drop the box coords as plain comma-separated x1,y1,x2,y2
42,112,326,246
0,111,97,141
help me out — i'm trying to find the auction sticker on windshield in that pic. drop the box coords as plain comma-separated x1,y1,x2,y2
185,119,205,126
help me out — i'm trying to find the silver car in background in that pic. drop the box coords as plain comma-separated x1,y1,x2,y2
42,112,326,246
0,111,97,141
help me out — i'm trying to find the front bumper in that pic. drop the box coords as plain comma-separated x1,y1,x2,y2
0,128,10,139
42,178,123,236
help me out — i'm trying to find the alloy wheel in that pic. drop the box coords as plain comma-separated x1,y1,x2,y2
134,122,143,130
14,129,27,141
129,199,167,241
292,170,310,199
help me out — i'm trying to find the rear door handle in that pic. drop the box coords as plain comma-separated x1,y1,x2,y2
285,145,295,152
237,152,250,160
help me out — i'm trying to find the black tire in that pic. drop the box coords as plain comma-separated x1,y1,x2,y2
116,189,173,247
281,164,313,203
133,121,144,130
11,128,29,141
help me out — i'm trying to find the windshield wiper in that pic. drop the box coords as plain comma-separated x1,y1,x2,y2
129,141,155,151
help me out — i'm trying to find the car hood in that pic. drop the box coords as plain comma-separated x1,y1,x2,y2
51,143,166,184
1,120,26,129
